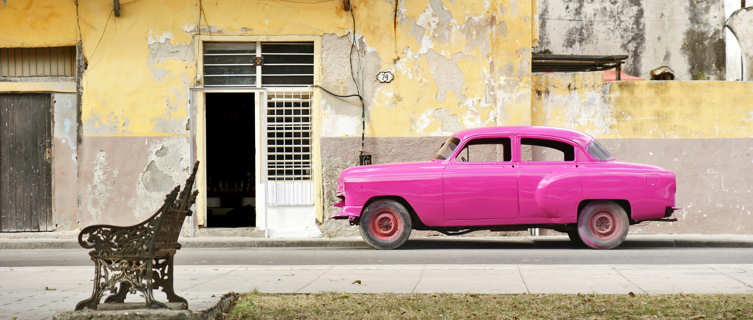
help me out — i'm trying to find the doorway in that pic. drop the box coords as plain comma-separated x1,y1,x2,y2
0,93,52,231
205,92,256,227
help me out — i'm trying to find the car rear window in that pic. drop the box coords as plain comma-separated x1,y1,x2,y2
520,138,575,161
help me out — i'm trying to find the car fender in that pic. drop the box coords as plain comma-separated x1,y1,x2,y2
534,172,583,220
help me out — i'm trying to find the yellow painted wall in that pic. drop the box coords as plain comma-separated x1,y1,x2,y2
1,0,534,138
532,73,753,139
0,0,78,47
351,0,534,137
0,0,535,228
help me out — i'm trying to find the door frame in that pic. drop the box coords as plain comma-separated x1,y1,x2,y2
190,88,267,231
191,35,323,236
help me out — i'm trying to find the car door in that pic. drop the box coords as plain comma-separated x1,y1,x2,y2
517,136,580,219
443,137,519,222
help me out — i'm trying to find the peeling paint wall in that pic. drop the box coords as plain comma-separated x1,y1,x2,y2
319,0,533,139
537,0,726,80
1,0,534,232
533,73,753,234
1,0,750,236
319,0,533,232
533,74,753,138
77,137,190,227
52,93,79,230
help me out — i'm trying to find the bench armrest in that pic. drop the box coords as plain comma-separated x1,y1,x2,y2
78,223,155,256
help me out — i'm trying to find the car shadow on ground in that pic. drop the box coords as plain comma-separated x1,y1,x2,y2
396,239,737,250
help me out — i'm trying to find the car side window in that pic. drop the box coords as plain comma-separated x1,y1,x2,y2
455,138,511,163
520,138,574,162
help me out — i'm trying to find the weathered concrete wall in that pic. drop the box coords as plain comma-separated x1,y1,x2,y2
52,93,78,230
533,72,753,234
319,136,446,236
727,6,753,81
1,0,534,232
537,0,726,80
319,0,533,139
11,0,749,236
318,0,534,230
77,137,190,227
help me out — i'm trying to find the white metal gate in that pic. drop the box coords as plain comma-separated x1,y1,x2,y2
263,88,314,206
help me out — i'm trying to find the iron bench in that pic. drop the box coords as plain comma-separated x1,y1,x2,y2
75,162,199,310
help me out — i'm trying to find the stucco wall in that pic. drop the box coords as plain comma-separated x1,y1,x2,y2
537,0,726,80
319,0,534,232
533,72,753,234
4,0,748,236
0,0,533,231
52,93,79,230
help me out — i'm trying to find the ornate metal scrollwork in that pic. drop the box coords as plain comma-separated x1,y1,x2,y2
75,162,198,311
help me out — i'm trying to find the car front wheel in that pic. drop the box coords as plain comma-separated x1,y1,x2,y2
359,199,412,250
577,201,629,249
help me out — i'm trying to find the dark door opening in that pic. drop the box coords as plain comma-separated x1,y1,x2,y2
205,93,256,228
0,93,52,232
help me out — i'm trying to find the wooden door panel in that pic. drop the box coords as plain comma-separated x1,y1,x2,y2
0,94,52,232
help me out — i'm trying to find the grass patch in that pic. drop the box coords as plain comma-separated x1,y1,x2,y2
228,292,753,319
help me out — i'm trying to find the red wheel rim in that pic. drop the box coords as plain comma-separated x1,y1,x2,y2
369,209,401,240
590,211,618,240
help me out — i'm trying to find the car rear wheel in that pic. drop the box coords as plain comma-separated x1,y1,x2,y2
577,201,629,249
359,199,412,250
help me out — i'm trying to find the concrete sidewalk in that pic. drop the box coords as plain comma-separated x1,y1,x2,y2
2,264,753,320
2,233,753,249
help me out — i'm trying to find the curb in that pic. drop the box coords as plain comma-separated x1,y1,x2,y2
2,235,753,250
180,239,368,249
51,292,240,320
0,238,369,250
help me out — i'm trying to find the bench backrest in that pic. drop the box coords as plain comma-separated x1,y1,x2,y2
151,162,199,255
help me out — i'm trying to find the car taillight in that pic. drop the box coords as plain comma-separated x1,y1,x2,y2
334,194,345,208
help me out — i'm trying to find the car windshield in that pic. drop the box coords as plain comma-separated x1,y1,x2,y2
587,139,613,161
433,137,460,160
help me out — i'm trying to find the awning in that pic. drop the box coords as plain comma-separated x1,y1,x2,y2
532,54,638,81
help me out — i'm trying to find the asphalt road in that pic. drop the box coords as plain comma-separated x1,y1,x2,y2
2,239,752,266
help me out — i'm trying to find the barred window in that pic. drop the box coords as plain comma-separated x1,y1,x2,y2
261,42,314,86
203,42,313,87
265,88,312,181
203,42,256,86
0,46,76,78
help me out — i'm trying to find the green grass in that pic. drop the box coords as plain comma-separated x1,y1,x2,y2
228,292,753,319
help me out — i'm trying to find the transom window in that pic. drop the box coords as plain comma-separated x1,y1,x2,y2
203,42,313,87
520,138,574,162
455,138,512,163
0,46,76,78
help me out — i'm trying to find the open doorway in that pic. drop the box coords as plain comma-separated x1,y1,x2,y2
205,92,256,228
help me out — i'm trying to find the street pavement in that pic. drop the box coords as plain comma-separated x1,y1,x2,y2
2,235,753,320
2,246,753,266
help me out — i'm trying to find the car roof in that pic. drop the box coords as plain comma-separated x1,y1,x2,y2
452,126,594,147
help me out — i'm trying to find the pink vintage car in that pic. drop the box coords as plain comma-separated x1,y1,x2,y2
332,126,677,250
